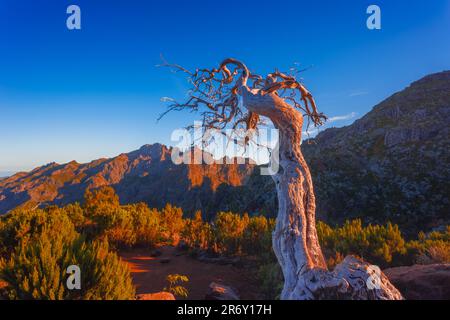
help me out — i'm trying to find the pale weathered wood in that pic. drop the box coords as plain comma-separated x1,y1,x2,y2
241,85,402,300
162,58,403,300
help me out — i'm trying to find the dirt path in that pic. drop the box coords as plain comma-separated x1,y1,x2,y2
120,246,263,300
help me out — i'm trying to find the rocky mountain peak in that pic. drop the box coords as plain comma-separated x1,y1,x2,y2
0,71,448,234
302,71,450,233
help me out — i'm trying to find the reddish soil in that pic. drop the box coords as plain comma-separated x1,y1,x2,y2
120,246,263,300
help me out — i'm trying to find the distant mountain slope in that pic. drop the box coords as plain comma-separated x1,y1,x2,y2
304,71,450,232
219,71,450,234
0,144,255,217
0,172,15,178
1,71,449,233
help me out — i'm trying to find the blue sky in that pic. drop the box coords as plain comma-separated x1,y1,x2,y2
0,0,449,173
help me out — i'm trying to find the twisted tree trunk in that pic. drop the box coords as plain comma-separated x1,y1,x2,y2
161,57,403,300
241,86,403,300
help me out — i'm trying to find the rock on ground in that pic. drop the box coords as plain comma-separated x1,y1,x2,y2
384,263,450,300
205,282,240,300
136,292,176,300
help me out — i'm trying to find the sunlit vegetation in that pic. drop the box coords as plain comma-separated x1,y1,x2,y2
317,220,450,269
0,207,135,300
317,220,407,268
164,274,189,298
182,211,212,251
0,186,448,300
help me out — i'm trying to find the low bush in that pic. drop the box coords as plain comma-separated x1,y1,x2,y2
160,204,184,245
213,212,249,254
317,219,407,268
406,227,450,264
182,211,212,250
0,208,135,300
164,274,189,298
258,262,282,299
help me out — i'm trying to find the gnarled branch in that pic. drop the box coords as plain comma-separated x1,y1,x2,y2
158,57,326,142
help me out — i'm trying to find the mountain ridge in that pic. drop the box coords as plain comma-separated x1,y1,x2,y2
1,71,449,233
301,70,450,232
0,143,255,216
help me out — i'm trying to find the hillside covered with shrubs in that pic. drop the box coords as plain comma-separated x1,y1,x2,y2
0,186,448,299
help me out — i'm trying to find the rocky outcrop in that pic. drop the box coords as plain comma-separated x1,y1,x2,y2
136,292,176,300
205,282,240,300
384,264,450,300
303,71,450,234
247,71,450,235
1,72,448,234
0,144,254,218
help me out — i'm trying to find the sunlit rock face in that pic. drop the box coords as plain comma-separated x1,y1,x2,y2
0,143,255,219
384,264,450,300
301,71,450,234
215,71,450,234
1,71,449,234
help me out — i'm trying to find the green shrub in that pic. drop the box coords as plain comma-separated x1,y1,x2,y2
258,262,282,299
182,211,212,250
0,208,78,257
0,231,75,299
160,204,184,245
406,227,450,264
129,203,161,247
103,208,137,247
213,212,249,254
164,274,189,298
317,219,407,268
82,188,161,248
0,208,135,300
71,239,136,300
84,186,120,216
242,216,274,256
60,203,86,228
103,203,161,248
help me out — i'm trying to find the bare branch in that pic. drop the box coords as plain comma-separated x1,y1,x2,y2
158,57,326,143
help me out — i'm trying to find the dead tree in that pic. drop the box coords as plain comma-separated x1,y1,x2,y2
160,58,403,300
